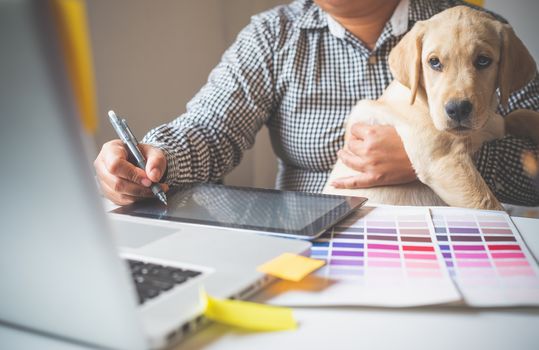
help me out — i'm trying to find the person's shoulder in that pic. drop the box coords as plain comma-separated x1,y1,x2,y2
431,0,508,24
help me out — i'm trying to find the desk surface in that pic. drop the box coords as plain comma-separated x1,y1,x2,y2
2,217,538,350
176,216,539,350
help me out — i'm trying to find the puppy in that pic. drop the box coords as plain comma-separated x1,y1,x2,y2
324,6,539,210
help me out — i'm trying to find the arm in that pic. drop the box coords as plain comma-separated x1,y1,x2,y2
142,16,276,185
474,74,539,206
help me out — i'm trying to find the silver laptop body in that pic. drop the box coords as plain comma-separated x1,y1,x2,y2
0,2,309,349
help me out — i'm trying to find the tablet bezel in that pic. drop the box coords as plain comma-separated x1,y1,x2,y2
110,184,367,240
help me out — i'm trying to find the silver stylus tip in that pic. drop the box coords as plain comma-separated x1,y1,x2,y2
157,192,167,206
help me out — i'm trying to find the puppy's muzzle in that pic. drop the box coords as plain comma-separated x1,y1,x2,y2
445,100,473,123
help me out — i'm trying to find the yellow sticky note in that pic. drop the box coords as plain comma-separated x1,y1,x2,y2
257,253,325,282
202,292,296,331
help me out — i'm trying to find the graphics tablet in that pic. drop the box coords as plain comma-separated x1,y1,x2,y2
110,183,367,240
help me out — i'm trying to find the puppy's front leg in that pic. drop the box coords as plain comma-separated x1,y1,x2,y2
398,126,503,210
424,153,503,210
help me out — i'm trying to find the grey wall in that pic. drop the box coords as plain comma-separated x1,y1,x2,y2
87,0,539,189
486,0,539,61
87,0,286,188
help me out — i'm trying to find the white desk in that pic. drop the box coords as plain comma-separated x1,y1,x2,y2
2,217,538,350
175,217,539,350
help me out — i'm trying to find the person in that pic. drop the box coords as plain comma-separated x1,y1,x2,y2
94,0,539,206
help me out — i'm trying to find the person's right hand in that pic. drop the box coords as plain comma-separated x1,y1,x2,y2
94,140,169,205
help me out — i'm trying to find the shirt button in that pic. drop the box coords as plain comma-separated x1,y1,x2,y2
368,55,377,65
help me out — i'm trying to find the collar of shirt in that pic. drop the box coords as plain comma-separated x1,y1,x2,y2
296,0,441,37
294,1,328,30
409,0,443,24
325,0,410,40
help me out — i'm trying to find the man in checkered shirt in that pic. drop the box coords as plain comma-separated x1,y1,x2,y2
95,0,539,206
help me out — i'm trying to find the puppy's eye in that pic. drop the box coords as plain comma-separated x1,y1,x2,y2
429,57,443,71
475,55,492,69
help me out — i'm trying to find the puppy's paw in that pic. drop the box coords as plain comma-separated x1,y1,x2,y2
477,196,503,211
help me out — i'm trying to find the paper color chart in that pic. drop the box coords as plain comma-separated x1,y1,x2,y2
319,207,444,279
431,208,539,306
268,207,461,307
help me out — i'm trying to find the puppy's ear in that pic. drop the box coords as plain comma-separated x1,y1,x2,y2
389,21,426,105
497,23,537,108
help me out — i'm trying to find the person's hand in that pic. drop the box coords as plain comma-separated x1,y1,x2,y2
331,123,417,189
94,140,169,205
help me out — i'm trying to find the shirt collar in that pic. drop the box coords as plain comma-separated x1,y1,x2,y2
295,1,328,30
326,12,345,38
408,0,440,25
324,0,411,40
390,0,410,36
323,0,441,40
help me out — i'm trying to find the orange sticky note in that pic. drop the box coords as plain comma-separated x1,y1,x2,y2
257,253,325,282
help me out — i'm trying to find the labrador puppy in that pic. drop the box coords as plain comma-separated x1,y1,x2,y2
324,6,539,210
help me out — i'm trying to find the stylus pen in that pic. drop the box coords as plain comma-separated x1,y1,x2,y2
108,110,167,205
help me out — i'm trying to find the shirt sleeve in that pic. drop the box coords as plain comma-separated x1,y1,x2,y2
142,16,275,185
474,73,539,206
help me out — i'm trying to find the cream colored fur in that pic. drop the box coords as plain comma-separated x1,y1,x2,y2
323,6,539,210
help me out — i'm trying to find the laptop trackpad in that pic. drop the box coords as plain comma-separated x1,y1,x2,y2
109,219,176,249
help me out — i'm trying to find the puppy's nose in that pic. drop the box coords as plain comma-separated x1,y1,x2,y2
445,100,473,122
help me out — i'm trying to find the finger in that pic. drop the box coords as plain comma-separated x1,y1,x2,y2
95,157,153,196
100,168,155,198
101,139,128,162
100,140,152,186
331,174,378,189
100,181,142,206
349,122,372,140
97,155,169,193
140,145,167,183
103,152,152,187
338,148,367,173
352,124,383,145
95,140,127,179
345,138,366,156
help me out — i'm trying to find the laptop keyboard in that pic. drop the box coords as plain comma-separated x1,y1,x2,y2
126,259,201,305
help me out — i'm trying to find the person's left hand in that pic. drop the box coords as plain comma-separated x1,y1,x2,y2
331,123,417,189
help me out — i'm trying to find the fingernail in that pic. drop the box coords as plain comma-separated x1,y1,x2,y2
141,178,152,187
151,169,161,181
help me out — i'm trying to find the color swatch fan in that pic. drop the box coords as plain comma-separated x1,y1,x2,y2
265,207,462,307
432,208,539,306
265,206,539,308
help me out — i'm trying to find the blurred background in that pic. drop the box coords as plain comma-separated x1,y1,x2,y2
86,0,539,189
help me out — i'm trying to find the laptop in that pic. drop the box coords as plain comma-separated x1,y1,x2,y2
0,2,309,349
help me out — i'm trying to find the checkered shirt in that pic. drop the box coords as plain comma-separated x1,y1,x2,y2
143,0,539,205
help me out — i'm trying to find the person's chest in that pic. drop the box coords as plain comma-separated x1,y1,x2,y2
267,30,395,171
